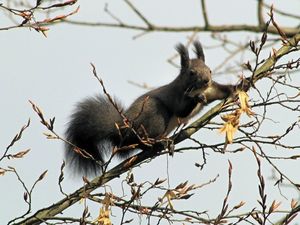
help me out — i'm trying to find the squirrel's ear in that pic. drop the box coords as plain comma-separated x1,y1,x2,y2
175,43,190,70
193,41,205,62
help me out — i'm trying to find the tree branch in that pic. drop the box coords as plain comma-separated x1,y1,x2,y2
12,32,300,225
257,0,265,27
200,0,210,28
62,19,300,37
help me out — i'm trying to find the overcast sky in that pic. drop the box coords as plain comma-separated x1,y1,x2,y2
1,0,299,224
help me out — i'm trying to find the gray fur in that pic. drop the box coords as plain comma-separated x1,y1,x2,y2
65,41,237,176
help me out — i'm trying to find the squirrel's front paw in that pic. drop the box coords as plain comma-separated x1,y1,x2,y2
196,94,207,103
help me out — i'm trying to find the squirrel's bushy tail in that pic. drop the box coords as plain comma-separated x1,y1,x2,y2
65,95,123,175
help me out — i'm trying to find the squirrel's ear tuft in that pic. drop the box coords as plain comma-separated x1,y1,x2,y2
175,43,190,70
193,41,205,62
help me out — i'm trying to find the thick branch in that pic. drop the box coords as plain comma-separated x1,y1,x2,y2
253,34,300,81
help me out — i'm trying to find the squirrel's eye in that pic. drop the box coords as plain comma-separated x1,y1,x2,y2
190,70,197,76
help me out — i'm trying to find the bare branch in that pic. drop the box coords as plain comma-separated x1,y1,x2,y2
11,30,300,225
63,19,300,37
200,0,210,28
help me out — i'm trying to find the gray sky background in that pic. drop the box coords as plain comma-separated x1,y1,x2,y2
1,0,299,224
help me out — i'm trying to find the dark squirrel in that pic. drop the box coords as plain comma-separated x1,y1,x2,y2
65,41,241,175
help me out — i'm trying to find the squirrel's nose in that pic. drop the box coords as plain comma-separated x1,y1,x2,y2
202,78,210,86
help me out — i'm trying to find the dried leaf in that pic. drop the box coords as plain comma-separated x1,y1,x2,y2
154,178,167,186
238,91,254,116
219,122,238,144
97,208,112,225
175,181,188,190
0,169,6,176
179,194,194,200
221,113,237,123
244,61,253,71
139,207,150,214
124,155,138,168
37,170,48,181
12,149,30,158
23,192,28,202
43,132,57,139
36,26,49,32
102,193,114,210
233,201,246,209
291,199,298,209
269,200,281,213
